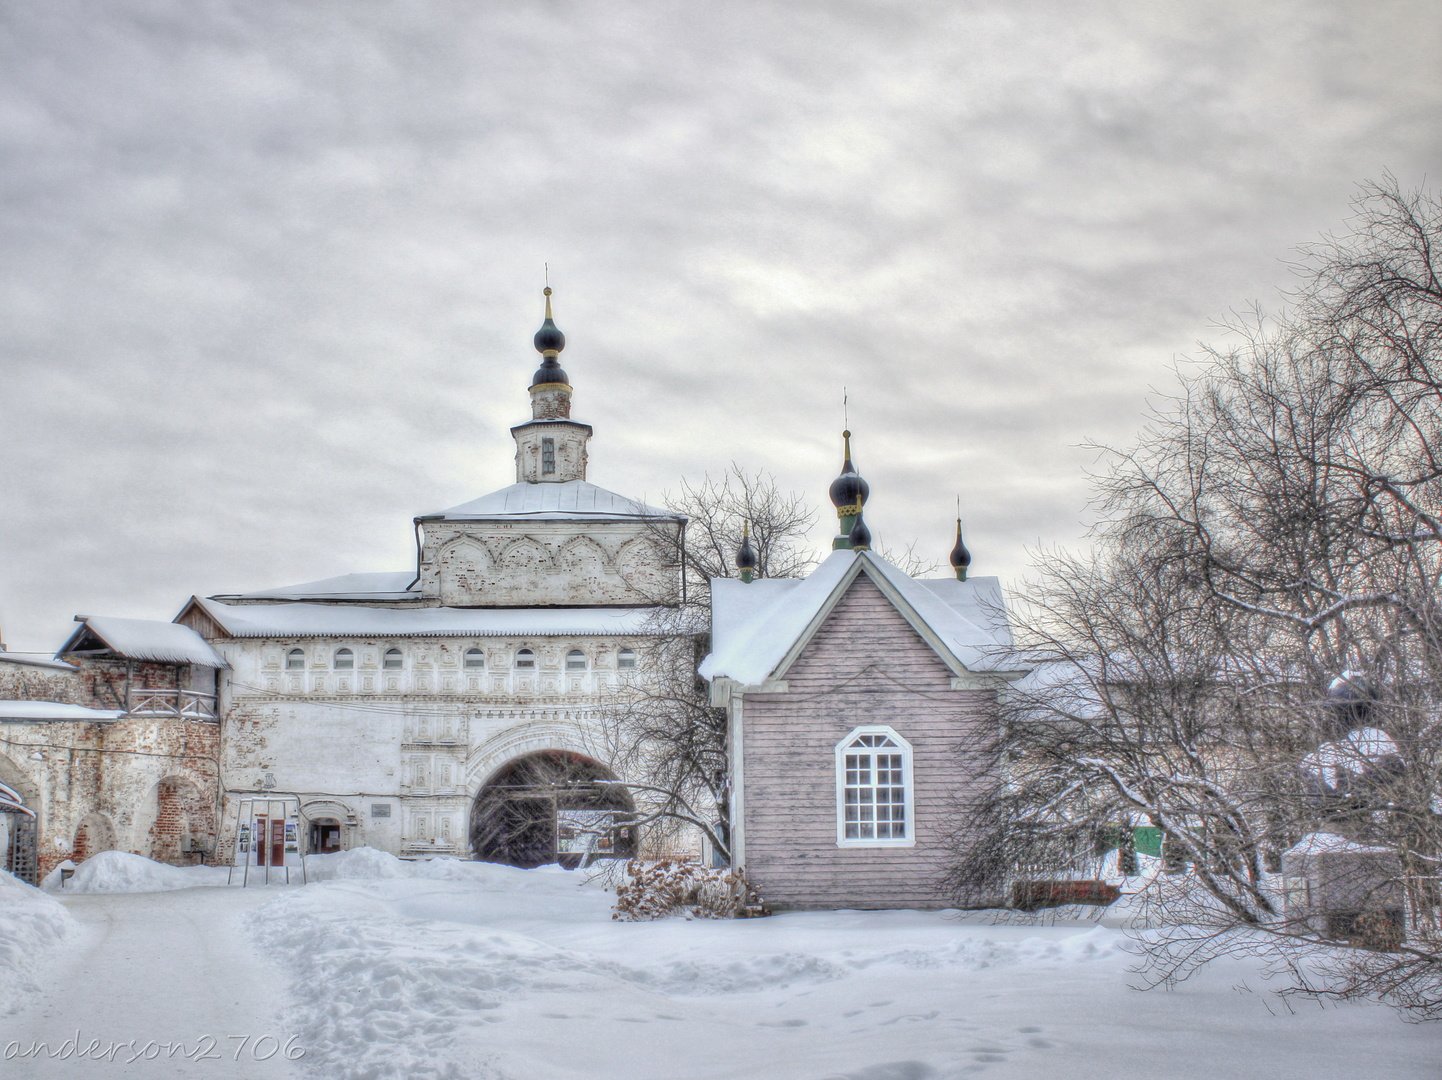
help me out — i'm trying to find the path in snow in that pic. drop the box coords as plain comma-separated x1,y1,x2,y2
1,886,302,1079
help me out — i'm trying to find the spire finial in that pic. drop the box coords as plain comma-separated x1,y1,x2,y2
949,504,972,581
736,519,759,583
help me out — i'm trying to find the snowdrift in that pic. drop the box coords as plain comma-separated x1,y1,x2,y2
0,869,75,1016
41,850,231,894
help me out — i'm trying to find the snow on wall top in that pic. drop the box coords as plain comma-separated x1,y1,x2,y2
61,616,228,668
194,597,673,639
0,651,78,673
216,571,419,602
422,480,683,522
700,549,1018,687
0,700,125,722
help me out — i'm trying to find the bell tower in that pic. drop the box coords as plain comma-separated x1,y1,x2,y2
512,287,592,483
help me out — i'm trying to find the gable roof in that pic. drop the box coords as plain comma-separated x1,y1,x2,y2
58,616,228,669
700,549,1021,687
420,480,683,523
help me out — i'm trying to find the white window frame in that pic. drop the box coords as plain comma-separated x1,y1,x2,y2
617,647,637,670
285,648,305,671
334,647,355,671
835,725,915,848
464,647,486,670
383,648,403,670
565,649,588,672
514,648,536,670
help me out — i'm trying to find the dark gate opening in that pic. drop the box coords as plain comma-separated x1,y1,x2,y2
470,750,635,869
1,807,39,885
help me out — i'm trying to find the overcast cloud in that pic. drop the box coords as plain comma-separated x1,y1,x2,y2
1,1,1439,649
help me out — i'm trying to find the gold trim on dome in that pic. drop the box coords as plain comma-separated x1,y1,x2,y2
835,503,862,517
529,381,572,392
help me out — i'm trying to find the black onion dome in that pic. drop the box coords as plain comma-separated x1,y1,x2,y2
735,529,759,573
848,511,871,551
949,520,972,572
1325,670,1375,724
530,286,569,386
828,430,870,512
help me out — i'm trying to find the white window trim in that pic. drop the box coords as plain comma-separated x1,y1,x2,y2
835,724,915,848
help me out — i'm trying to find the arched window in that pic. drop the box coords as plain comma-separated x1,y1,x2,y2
514,648,536,670
617,647,637,670
334,648,354,671
835,726,914,847
285,648,305,671
565,649,588,672
383,648,403,670
464,648,485,670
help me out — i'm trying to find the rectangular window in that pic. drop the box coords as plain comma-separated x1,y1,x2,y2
541,437,556,475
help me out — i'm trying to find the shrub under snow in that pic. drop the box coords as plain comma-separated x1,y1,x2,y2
612,858,767,920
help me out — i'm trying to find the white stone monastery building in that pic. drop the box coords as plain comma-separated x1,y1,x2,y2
1,290,691,878
181,289,686,866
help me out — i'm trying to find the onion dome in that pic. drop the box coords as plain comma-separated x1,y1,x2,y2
828,430,869,516
848,511,871,551
949,518,972,581
1325,670,1375,729
735,522,758,582
530,286,570,387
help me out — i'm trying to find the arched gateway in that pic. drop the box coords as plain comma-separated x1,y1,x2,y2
470,750,635,869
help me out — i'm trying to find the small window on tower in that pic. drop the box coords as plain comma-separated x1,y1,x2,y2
334,648,354,671
541,437,556,475
566,649,587,672
515,648,536,670
285,648,305,671
617,648,637,670
383,648,403,670
464,648,485,670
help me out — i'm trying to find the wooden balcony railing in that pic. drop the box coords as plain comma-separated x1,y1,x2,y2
127,688,218,720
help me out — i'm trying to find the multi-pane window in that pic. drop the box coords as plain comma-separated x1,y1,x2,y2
617,648,637,670
836,727,914,846
464,648,485,670
334,648,355,671
565,649,588,672
285,648,305,671
541,437,556,476
383,648,403,670
515,648,536,670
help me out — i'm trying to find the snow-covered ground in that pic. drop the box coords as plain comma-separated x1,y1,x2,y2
2,850,1438,1079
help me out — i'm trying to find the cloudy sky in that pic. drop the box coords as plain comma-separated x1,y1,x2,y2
1,2,1439,650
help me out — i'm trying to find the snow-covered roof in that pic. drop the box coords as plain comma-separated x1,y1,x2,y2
59,617,228,668
701,549,1020,687
0,700,125,722
422,480,683,522
1283,831,1393,858
215,571,420,603
193,597,673,639
0,652,77,673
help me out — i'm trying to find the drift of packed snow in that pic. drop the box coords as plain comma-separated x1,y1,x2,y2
39,850,232,893
4,849,1437,1080
0,869,75,1017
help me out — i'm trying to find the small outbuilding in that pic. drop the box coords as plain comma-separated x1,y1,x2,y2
701,435,1024,909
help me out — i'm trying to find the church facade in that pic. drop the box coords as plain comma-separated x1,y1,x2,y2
1,291,693,878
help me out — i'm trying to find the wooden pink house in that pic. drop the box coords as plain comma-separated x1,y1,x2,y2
701,437,1023,909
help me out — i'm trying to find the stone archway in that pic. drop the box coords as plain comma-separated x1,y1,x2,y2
470,750,635,869
0,753,39,884
135,775,212,865
72,811,117,863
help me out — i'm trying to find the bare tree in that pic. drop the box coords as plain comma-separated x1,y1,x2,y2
958,180,1442,1016
603,466,818,864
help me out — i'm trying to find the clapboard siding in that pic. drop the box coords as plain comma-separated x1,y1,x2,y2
740,574,999,909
